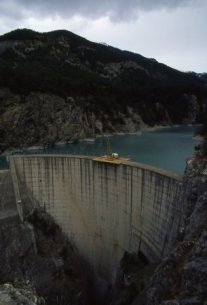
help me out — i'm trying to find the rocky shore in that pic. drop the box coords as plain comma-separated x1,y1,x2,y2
0,88,146,153
0,87,202,154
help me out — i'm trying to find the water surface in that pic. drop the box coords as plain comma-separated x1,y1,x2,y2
0,126,199,173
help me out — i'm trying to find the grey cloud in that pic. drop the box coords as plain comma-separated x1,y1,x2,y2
1,0,195,21
0,1,26,21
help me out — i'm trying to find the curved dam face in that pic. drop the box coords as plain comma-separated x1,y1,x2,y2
9,155,184,280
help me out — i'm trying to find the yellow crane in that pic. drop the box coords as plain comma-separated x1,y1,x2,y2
93,136,129,165
106,136,113,160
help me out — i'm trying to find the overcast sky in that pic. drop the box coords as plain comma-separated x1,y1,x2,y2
0,0,206,72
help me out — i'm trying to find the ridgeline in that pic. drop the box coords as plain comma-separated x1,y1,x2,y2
0,28,206,150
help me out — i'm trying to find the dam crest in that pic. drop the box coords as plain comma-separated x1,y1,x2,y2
9,155,184,281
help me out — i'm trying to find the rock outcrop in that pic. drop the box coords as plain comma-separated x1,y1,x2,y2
0,87,206,153
0,211,92,305
0,88,144,152
0,283,45,305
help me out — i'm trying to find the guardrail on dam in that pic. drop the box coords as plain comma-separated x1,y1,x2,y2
9,155,184,280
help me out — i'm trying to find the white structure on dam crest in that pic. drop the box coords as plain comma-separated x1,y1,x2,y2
9,155,184,280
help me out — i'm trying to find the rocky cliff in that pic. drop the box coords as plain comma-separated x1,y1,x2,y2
0,29,207,152
0,88,145,151
0,211,92,305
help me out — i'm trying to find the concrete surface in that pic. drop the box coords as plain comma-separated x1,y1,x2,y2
0,170,18,221
9,155,184,281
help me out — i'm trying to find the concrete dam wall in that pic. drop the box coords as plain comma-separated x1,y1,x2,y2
9,155,184,280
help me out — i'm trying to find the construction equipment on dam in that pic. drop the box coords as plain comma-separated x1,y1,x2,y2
93,136,130,164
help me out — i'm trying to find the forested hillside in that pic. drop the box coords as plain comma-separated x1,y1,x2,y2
0,29,206,151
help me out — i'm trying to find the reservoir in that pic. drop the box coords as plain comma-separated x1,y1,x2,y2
0,126,199,173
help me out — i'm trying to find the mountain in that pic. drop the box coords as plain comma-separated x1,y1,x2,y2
0,28,207,151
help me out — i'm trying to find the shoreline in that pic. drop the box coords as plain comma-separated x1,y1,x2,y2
141,125,170,132
0,123,200,156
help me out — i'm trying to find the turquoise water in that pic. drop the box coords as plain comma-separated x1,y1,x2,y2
0,126,199,173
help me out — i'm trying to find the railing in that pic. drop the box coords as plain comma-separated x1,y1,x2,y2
0,149,108,170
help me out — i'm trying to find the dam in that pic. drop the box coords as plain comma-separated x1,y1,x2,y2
9,155,184,281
